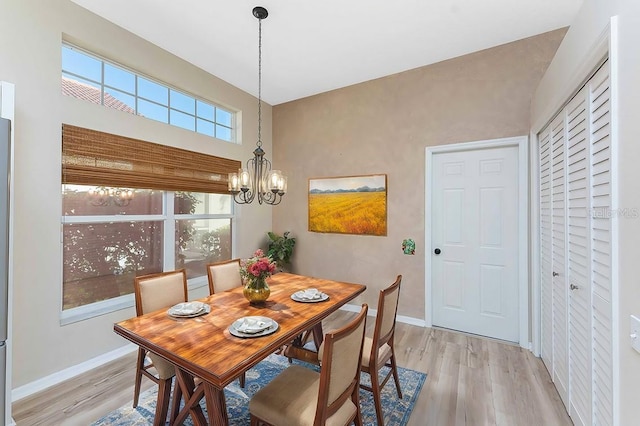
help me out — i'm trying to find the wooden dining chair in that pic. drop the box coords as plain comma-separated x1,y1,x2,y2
133,269,188,425
249,304,369,426
360,275,403,426
206,258,246,388
206,258,242,294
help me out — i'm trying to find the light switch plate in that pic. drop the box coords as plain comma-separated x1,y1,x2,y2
631,315,640,354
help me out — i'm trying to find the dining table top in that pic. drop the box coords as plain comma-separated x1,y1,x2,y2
113,272,366,390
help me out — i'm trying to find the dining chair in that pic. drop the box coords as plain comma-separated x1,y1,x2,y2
360,275,403,426
206,258,242,294
133,269,188,425
206,258,246,388
249,304,369,426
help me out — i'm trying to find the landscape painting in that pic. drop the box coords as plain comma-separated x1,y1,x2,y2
308,174,387,236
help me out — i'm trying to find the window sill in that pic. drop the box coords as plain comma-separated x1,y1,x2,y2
60,294,134,326
60,277,209,325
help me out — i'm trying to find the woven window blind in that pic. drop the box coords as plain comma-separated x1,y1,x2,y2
62,124,240,194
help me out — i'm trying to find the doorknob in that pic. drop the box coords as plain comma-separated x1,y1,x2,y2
553,272,559,277
434,248,441,255
570,284,579,290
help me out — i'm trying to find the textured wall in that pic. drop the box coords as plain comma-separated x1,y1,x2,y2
0,0,272,388
272,28,567,320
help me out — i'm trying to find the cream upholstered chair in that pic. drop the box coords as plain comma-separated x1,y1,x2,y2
133,269,188,425
206,258,246,388
360,275,403,426
249,304,369,426
206,258,242,294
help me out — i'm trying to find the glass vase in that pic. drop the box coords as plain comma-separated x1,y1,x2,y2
243,277,270,305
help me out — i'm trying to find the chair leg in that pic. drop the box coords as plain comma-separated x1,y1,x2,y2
239,372,246,388
369,370,385,426
390,351,403,399
133,348,146,408
352,388,363,426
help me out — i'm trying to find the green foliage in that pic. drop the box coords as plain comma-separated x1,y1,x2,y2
175,192,199,253
200,225,232,263
266,231,296,270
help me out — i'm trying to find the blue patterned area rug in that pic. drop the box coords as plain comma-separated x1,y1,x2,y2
92,354,426,425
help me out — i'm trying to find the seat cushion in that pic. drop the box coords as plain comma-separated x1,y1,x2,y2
361,337,392,368
249,365,356,426
148,353,176,379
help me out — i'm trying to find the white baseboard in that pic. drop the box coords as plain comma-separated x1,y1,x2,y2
339,303,427,327
12,343,137,402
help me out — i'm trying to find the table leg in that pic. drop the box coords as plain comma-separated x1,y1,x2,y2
204,381,229,426
171,367,207,426
312,322,324,349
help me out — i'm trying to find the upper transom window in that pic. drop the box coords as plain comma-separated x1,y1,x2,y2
61,43,236,143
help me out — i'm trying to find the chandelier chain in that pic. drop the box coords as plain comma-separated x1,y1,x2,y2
257,15,262,148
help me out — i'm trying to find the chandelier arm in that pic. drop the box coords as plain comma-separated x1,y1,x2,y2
260,191,283,206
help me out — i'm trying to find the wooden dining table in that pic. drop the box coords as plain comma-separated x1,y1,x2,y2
113,272,366,426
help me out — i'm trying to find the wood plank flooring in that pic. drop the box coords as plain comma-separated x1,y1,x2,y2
12,311,571,425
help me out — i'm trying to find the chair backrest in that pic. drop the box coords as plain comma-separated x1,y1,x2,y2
315,304,368,425
134,269,188,316
372,275,402,351
206,258,242,295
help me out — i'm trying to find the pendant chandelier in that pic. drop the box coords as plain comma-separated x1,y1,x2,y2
228,6,287,205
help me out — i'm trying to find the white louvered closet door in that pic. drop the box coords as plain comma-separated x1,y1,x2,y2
537,59,613,426
589,62,613,426
566,87,592,426
550,113,569,407
539,126,553,372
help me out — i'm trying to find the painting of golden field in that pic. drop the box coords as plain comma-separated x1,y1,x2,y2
308,174,387,236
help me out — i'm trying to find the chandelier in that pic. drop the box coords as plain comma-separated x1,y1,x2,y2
228,6,287,205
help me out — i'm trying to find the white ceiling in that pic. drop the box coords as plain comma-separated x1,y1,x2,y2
70,0,583,106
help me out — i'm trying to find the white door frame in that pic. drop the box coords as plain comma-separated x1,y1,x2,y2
425,135,529,348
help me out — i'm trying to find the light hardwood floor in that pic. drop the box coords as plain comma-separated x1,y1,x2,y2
12,311,571,425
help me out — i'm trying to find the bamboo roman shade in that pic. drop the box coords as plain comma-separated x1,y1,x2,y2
62,124,240,194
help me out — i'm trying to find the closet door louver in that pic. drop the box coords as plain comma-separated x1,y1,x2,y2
566,87,592,426
550,112,569,405
589,63,613,426
539,126,554,372
537,59,612,426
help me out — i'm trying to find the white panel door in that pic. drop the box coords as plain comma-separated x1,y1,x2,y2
550,112,569,407
566,87,592,426
431,146,519,342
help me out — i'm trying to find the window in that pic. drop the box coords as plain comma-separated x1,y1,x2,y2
62,186,233,313
61,43,236,143
61,125,240,324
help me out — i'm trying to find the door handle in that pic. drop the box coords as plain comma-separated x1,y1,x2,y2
570,284,579,290
553,272,559,277
434,248,441,255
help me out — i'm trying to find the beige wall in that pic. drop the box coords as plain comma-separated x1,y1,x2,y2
532,0,640,424
272,29,566,320
0,0,272,388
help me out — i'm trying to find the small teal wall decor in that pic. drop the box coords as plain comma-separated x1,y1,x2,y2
402,238,415,255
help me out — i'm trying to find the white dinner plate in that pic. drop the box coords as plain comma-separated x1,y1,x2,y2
167,301,209,318
229,316,278,338
291,290,329,303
